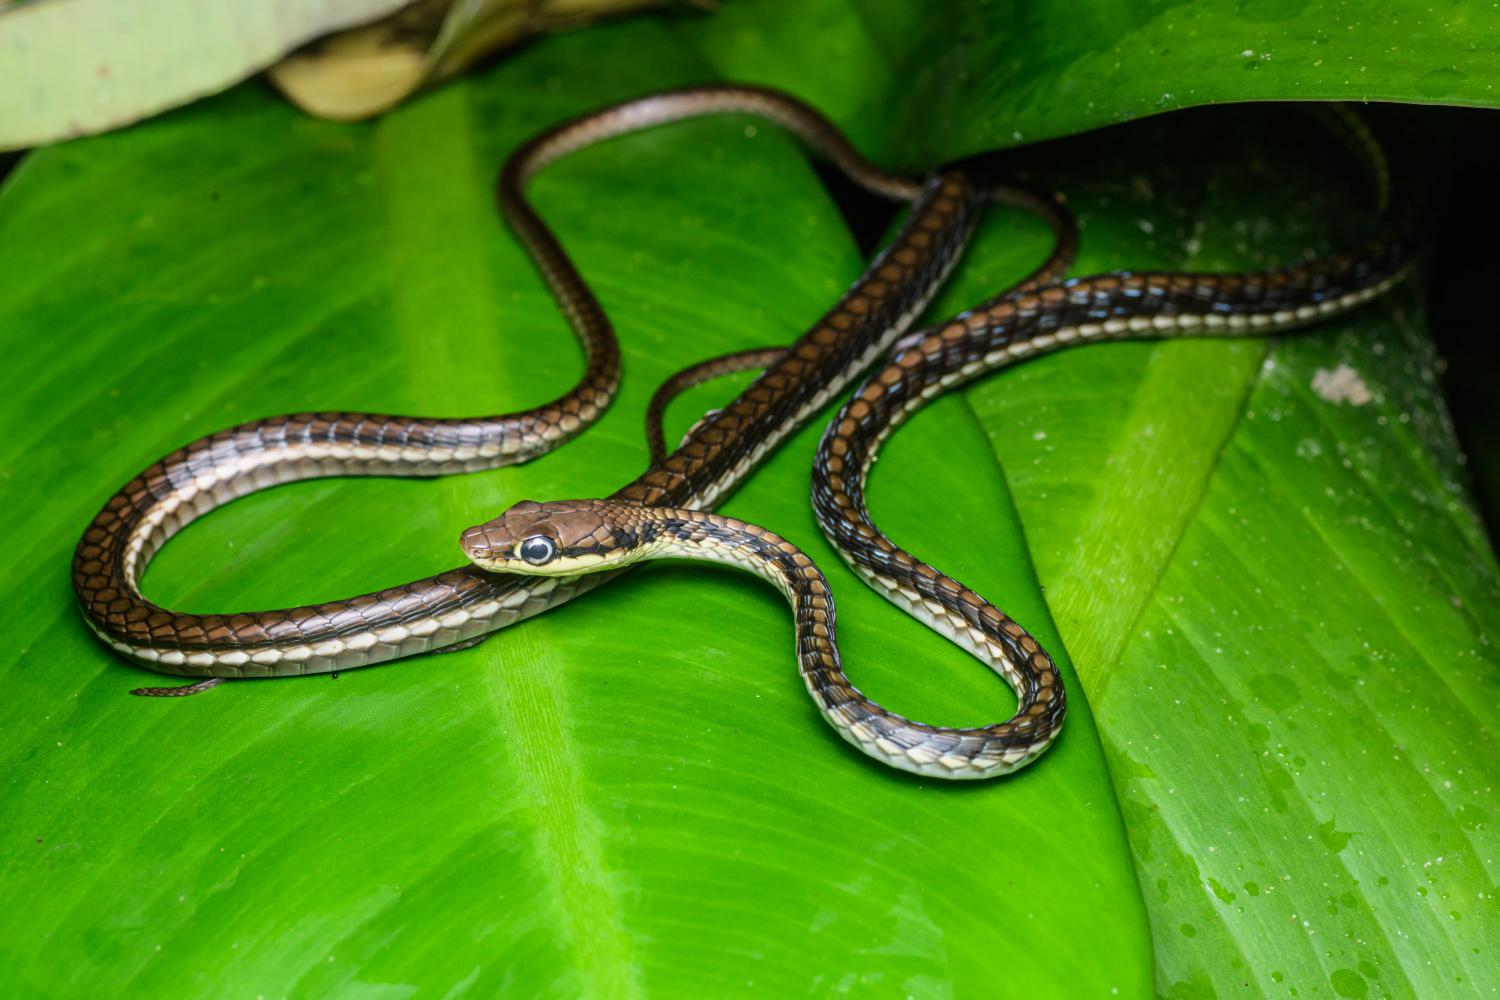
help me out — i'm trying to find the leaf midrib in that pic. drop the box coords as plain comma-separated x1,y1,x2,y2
376,83,642,997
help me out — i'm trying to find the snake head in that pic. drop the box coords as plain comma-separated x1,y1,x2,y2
460,499,642,576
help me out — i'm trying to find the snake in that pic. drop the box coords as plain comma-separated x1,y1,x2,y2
71,88,1074,691
71,87,1412,779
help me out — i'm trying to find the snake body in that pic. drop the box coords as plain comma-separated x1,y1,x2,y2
72,86,1410,778
73,89,1071,687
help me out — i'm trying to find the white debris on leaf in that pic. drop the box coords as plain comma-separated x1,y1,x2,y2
1311,364,1374,406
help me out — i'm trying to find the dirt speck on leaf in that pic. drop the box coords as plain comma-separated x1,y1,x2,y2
1311,363,1374,405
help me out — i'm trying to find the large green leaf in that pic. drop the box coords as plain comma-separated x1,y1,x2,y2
686,0,1500,160
2,1,1497,996
0,20,1146,997
936,116,1500,995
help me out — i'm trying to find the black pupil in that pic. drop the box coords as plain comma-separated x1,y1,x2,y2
521,537,555,564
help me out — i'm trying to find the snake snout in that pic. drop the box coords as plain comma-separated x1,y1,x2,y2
459,522,506,566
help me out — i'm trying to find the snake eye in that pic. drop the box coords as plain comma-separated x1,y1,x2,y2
519,535,558,566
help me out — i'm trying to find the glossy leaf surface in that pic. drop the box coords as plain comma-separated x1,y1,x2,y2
2,1,1497,996
0,20,1144,997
